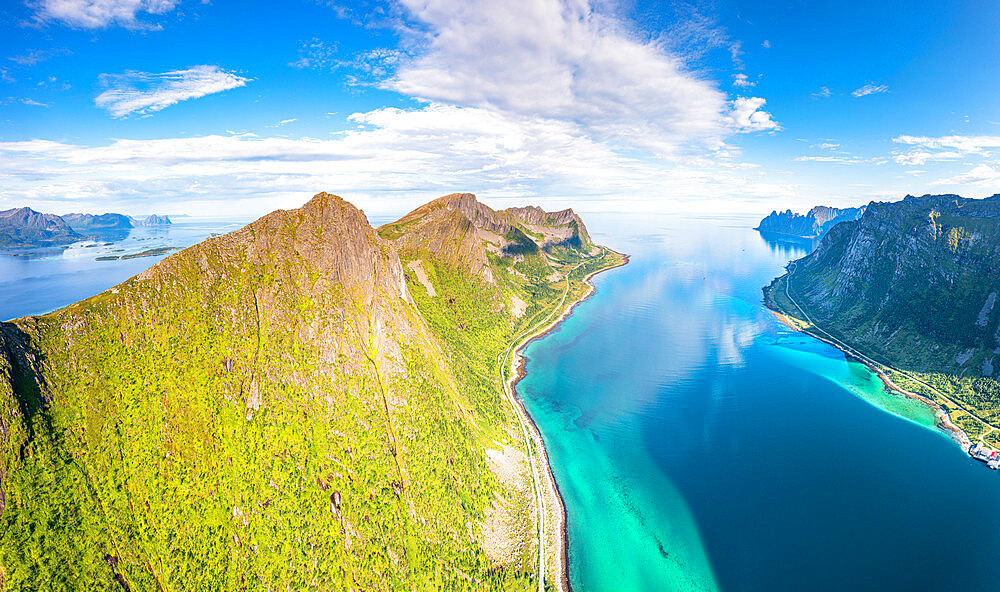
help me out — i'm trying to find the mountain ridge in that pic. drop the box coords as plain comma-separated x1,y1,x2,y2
0,190,624,590
765,192,1000,446
756,204,866,239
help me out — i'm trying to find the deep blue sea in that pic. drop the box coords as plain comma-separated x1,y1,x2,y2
518,213,1000,592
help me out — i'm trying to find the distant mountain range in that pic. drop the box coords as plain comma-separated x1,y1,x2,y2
0,207,171,248
755,205,866,239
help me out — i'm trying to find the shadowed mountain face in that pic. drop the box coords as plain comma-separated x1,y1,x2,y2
769,194,1000,374
765,193,1000,444
0,207,81,248
756,204,865,239
0,191,621,591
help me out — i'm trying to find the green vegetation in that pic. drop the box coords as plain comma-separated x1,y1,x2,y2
765,194,1000,445
0,192,623,591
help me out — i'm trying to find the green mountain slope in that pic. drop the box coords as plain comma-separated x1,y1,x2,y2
765,193,1000,445
0,192,623,591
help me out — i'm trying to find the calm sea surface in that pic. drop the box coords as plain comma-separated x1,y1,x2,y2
0,218,248,321
518,213,1000,592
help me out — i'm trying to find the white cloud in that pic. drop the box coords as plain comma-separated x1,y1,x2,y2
761,39,771,48
278,118,297,125
289,38,338,70
891,134,1000,165
794,155,864,164
31,0,178,29
851,83,888,97
729,97,779,132
7,48,72,66
732,73,755,88
0,103,798,216
893,134,1000,154
4,0,793,216
812,86,832,99
933,164,1000,186
94,65,249,118
815,142,839,150
387,0,776,155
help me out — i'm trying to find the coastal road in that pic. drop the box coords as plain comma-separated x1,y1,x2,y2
782,261,999,444
499,261,581,592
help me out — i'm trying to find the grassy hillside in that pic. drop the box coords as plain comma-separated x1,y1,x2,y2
0,192,623,591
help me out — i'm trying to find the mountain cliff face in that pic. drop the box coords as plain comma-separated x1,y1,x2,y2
0,207,81,248
381,193,594,284
756,204,865,239
0,192,622,590
765,194,1000,440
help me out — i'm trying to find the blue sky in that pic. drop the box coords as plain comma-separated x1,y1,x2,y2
2,0,999,217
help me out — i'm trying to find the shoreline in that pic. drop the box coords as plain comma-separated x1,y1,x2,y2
505,249,630,592
763,292,974,452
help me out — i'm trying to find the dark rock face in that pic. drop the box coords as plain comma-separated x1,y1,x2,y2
0,207,82,248
756,205,866,239
771,193,1000,375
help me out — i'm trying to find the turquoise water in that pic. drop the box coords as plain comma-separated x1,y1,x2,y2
518,214,1000,591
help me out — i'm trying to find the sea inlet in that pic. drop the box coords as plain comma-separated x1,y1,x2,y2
517,213,1000,592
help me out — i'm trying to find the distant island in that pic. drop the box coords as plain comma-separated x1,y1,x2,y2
765,193,1000,457
0,192,624,590
756,205,865,239
0,207,171,248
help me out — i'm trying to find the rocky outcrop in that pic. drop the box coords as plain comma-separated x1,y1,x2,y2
756,204,865,239
381,193,594,283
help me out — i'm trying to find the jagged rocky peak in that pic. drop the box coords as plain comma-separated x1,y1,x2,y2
380,192,594,283
144,191,409,303
755,203,866,239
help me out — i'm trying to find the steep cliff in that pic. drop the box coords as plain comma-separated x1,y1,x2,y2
0,191,622,591
766,193,1000,442
756,204,865,239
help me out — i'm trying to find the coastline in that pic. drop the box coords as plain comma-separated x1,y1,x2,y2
505,249,630,592
762,292,974,452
